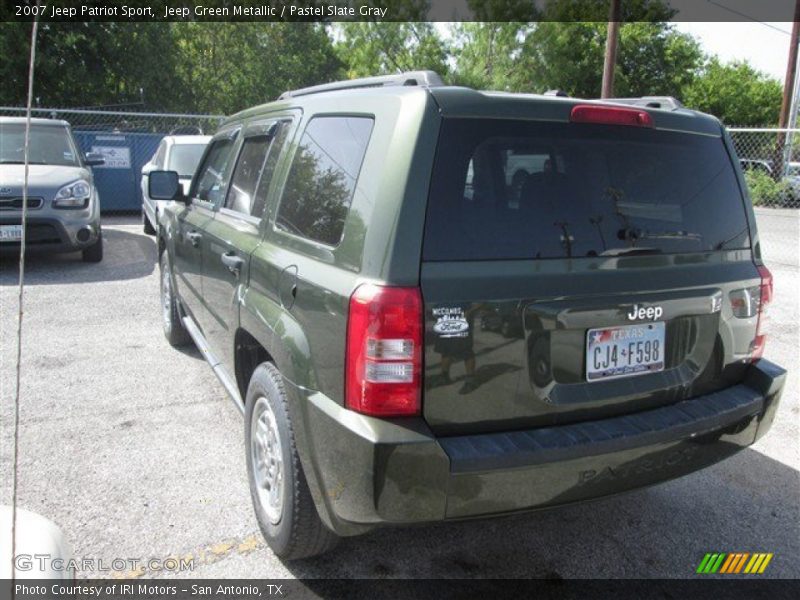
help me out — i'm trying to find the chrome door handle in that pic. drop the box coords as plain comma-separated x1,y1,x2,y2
221,252,244,274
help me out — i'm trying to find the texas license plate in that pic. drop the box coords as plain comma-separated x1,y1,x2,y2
586,322,665,382
0,225,23,241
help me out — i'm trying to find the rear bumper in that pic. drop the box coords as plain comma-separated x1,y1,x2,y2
292,360,785,536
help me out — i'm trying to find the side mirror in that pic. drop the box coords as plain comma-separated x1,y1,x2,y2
149,170,189,203
84,152,105,167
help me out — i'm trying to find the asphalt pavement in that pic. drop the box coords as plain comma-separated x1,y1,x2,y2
0,209,797,580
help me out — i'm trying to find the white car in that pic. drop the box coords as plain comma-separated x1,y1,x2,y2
0,506,74,578
784,161,800,201
140,135,210,235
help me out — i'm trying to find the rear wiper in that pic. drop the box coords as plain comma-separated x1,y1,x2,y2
601,247,662,257
618,227,703,243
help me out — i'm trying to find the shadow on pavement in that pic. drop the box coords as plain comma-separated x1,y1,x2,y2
285,446,798,580
0,226,156,286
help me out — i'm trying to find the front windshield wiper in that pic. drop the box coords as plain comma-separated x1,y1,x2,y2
0,160,47,165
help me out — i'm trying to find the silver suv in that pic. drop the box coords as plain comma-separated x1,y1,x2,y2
0,117,104,262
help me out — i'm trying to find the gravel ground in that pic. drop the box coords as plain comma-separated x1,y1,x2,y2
0,209,797,580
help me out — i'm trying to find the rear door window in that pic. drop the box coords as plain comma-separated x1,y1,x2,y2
252,121,291,219
275,116,373,246
225,136,271,216
423,119,751,261
193,135,237,205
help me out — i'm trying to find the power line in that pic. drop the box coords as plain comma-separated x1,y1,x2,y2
704,0,792,35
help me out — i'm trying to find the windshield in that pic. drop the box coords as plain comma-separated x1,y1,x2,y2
0,123,80,167
424,119,751,261
167,144,207,178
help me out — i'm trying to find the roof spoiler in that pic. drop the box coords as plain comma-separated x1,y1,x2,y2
278,71,445,100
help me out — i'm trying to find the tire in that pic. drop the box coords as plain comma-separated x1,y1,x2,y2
143,210,156,235
81,232,103,263
245,363,339,560
159,251,191,347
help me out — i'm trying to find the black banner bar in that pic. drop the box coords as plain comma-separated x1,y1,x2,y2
4,579,800,600
2,0,797,23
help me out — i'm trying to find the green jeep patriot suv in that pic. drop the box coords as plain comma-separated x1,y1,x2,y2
148,72,786,559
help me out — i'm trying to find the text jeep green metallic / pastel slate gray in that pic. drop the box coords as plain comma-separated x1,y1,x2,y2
149,72,785,560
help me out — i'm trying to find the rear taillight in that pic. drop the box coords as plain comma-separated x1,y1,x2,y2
345,284,422,416
730,265,773,361
751,265,773,360
570,104,654,128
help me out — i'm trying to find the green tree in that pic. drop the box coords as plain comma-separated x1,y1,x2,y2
450,23,530,89
0,22,177,109
516,21,702,97
0,22,342,114
171,23,342,114
683,58,783,126
335,22,449,78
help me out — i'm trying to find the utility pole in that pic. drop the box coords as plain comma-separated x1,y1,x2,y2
601,0,621,98
779,3,800,129
778,1,800,177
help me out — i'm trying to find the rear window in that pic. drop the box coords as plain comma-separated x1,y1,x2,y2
423,119,751,261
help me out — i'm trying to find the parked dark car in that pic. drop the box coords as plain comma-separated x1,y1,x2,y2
0,117,104,262
739,158,774,176
149,72,785,559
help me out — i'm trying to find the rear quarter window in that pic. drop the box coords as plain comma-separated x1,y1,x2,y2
423,119,751,261
275,116,373,246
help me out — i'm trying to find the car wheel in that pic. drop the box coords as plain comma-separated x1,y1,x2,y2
81,232,103,263
143,210,156,235
159,252,191,347
245,362,339,560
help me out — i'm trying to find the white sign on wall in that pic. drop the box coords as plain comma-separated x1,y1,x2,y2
91,146,131,169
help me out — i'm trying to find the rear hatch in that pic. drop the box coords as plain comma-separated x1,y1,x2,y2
421,98,759,435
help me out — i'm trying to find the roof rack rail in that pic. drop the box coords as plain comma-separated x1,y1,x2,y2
278,71,445,100
602,96,684,111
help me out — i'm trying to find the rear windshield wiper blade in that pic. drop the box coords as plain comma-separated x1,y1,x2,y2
601,247,662,257
618,227,703,242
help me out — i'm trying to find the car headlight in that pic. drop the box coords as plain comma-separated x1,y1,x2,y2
53,181,91,208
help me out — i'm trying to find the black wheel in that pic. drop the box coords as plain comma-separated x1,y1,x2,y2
159,251,191,347
81,232,103,263
143,210,156,235
245,363,339,560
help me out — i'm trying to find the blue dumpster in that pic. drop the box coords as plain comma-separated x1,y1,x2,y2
73,131,162,213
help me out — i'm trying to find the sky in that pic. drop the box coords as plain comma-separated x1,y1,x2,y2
674,22,790,83
434,21,790,83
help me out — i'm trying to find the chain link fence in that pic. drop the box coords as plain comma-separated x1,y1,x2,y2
1,108,797,211
0,106,224,212
729,128,799,209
